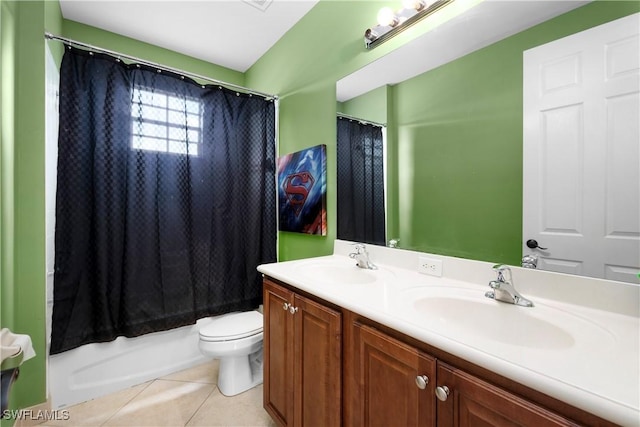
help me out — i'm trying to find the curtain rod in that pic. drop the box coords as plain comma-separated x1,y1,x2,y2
337,113,386,128
45,32,278,101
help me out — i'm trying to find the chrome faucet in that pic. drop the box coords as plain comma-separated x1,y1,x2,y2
349,244,377,270
485,264,534,307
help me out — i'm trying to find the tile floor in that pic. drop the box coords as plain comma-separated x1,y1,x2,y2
40,360,276,427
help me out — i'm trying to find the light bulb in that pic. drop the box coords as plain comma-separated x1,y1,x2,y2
377,7,398,27
402,0,426,11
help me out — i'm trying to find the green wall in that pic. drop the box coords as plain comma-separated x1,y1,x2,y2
0,0,61,422
1,0,17,334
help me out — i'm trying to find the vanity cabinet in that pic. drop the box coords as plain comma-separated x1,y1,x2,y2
350,322,436,426
264,277,617,427
263,279,342,427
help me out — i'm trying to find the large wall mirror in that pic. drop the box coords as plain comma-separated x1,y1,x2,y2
336,1,639,284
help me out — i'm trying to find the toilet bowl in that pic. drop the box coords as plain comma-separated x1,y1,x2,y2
198,311,264,396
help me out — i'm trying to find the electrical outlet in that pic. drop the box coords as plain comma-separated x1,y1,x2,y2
418,257,443,277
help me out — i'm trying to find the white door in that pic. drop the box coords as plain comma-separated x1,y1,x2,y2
523,13,639,284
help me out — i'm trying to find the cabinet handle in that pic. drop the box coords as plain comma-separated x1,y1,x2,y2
289,306,298,314
415,375,429,390
283,302,290,311
435,386,450,401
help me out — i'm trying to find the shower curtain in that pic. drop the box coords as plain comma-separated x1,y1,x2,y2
336,117,386,246
51,47,276,354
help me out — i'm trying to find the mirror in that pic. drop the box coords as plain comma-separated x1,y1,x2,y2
335,2,639,284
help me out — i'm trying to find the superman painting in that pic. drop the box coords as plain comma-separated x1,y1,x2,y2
277,145,327,235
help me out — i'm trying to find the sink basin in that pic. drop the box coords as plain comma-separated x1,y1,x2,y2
295,259,395,285
395,287,614,350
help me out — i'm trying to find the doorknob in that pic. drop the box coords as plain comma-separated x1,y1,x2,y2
526,239,548,250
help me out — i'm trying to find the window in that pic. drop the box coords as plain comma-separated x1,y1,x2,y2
131,87,202,156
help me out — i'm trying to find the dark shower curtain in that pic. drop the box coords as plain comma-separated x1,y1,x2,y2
336,117,386,246
51,47,276,354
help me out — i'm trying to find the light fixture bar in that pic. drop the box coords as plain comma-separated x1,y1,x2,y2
365,0,454,50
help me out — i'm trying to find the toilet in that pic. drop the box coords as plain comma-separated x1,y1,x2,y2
198,311,264,396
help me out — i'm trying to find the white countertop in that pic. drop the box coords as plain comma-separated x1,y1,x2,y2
258,240,640,427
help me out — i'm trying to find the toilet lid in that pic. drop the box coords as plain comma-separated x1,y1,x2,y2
199,311,263,341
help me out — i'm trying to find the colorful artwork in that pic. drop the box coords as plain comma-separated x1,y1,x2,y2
277,145,327,235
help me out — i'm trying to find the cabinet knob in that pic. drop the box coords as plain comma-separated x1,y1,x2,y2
289,306,298,314
415,375,429,390
283,302,290,311
435,386,450,401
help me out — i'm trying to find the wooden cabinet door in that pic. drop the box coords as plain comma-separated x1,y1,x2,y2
264,280,342,427
352,323,436,427
264,281,294,427
436,363,577,427
293,293,342,427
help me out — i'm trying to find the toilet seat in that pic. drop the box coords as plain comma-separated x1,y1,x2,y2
199,311,263,342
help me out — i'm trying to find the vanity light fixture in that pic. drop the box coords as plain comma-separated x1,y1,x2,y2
364,0,454,49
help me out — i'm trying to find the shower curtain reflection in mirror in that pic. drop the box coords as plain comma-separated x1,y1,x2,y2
336,116,386,246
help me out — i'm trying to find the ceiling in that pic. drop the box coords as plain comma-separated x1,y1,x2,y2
60,0,590,97
59,0,319,72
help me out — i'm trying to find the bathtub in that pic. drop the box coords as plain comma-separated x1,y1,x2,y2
48,318,215,409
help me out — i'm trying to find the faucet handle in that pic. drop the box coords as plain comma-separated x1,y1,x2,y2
492,264,512,282
351,243,366,254
349,243,365,260
521,254,538,269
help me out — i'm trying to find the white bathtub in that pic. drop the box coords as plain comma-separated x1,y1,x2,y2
48,318,215,409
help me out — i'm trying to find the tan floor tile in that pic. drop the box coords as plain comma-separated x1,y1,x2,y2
186,385,275,427
160,360,218,385
102,380,214,427
41,382,151,427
